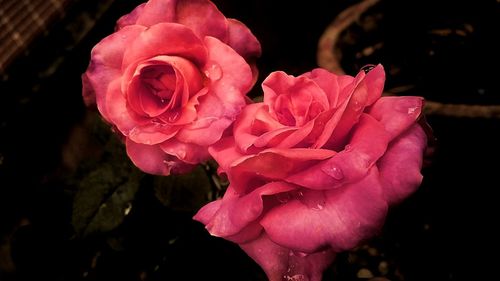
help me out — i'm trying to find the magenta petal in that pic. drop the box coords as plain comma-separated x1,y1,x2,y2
123,23,207,69
159,138,210,164
263,71,329,120
81,73,96,107
135,0,176,27
287,114,389,190
208,137,245,174
204,36,253,98
326,64,386,149
229,148,336,194
253,127,297,148
368,96,424,139
105,79,147,135
84,25,145,121
116,3,146,29
240,233,336,281
262,168,388,253
127,76,168,117
176,115,233,146
125,139,172,175
227,18,262,61
304,68,355,108
176,0,228,40
233,103,268,152
379,124,427,204
199,182,297,239
193,199,223,226
128,122,179,145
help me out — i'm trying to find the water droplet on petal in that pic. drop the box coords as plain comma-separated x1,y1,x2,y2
323,165,344,180
314,203,324,210
352,100,363,111
167,110,180,123
283,274,306,281
407,106,418,115
289,250,309,258
176,149,186,159
204,63,222,81
299,190,326,211
344,144,352,151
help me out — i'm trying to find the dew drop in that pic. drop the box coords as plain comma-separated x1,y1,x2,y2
177,149,186,159
204,63,222,80
323,165,344,180
289,251,309,258
407,106,418,115
313,203,324,210
352,100,363,111
167,110,180,122
299,190,326,211
283,274,306,281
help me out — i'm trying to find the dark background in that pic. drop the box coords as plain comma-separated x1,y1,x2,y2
1,0,499,280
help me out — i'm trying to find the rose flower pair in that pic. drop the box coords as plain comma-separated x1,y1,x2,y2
82,0,429,280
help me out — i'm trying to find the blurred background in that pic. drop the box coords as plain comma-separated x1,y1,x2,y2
0,0,499,280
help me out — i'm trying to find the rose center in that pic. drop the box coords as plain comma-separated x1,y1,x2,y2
141,65,176,103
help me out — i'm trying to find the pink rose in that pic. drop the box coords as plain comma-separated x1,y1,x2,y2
82,0,261,175
194,65,429,281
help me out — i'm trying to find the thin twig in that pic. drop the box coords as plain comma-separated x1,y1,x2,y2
317,0,499,118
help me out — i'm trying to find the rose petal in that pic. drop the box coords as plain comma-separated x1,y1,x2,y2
128,121,179,145
229,148,336,194
81,73,96,107
175,91,233,146
123,23,207,69
116,3,146,29
176,0,228,40
208,136,245,173
263,71,330,123
303,68,355,109
196,182,297,239
127,74,170,117
368,96,424,139
125,139,171,175
135,0,176,27
233,103,273,152
159,138,210,164
84,25,145,121
261,168,388,253
253,127,298,148
378,124,426,204
240,233,336,281
227,18,262,60
175,37,253,146
320,65,385,149
105,79,148,135
203,36,253,98
287,114,390,190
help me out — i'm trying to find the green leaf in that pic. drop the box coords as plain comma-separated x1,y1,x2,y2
71,114,143,237
153,165,212,212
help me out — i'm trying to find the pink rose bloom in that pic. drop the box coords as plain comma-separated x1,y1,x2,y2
82,0,261,175
194,65,429,281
